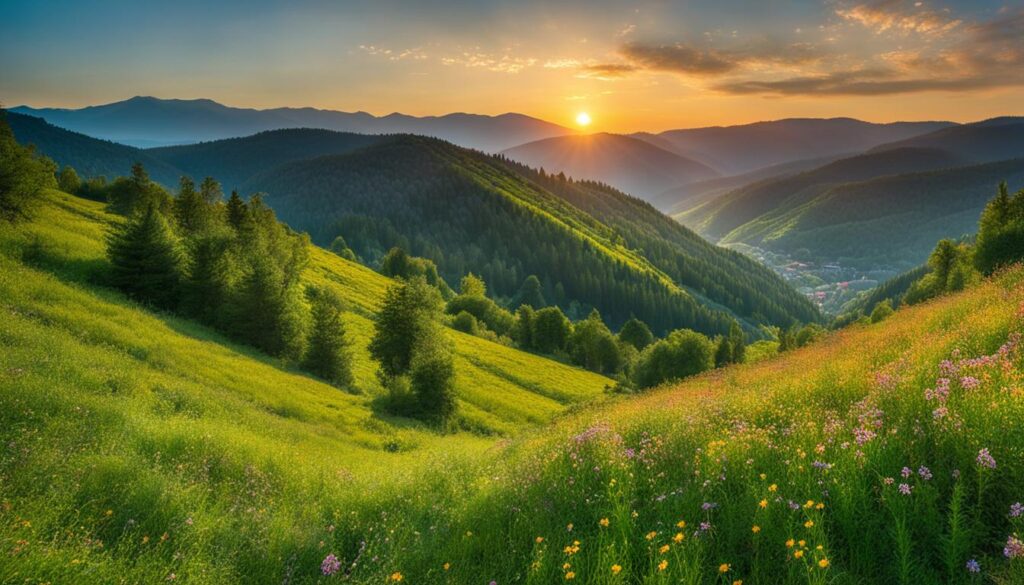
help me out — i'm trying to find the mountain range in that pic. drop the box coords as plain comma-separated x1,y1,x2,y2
10,96,571,152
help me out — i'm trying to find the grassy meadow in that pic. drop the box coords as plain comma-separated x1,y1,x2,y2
3,190,1024,584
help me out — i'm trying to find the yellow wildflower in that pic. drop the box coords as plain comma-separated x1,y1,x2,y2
645,531,657,541
799,540,806,547
818,558,829,568
676,520,686,528
658,559,668,571
786,539,795,548
804,500,815,509
719,563,730,573
599,518,610,527
659,544,670,554
536,536,544,544
389,573,403,582
759,499,768,509
804,520,814,528
565,571,576,580
752,525,761,533
794,550,804,559
769,484,778,492
673,532,684,543
611,564,622,575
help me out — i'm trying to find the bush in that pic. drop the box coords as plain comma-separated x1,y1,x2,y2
451,310,479,335
870,299,894,323
1,112,56,221
532,306,572,354
632,328,714,389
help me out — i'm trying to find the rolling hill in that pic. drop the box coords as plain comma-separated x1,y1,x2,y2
677,146,972,240
640,117,955,175
869,117,1024,163
10,96,571,152
241,134,818,335
6,188,1024,582
6,111,184,186
500,132,720,205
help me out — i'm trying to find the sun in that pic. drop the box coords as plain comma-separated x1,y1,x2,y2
575,112,592,127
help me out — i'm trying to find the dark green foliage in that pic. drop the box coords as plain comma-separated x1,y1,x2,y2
975,182,1024,275
869,299,894,323
451,310,479,335
380,247,454,298
180,228,237,324
106,204,184,309
714,337,733,368
174,176,212,234
513,305,535,349
834,264,930,327
531,306,572,354
618,318,654,351
513,275,546,309
232,253,307,360
904,239,978,305
794,323,825,347
728,321,746,363
446,292,515,337
0,111,56,221
199,176,223,204
568,310,622,374
369,277,445,379
226,190,247,230
330,235,358,261
57,165,81,194
632,329,715,389
303,288,354,389
409,330,457,423
242,135,817,336
106,162,173,216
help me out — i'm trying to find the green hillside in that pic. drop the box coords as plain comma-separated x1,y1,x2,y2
721,159,1024,270
677,147,970,240
242,135,818,335
6,189,1024,582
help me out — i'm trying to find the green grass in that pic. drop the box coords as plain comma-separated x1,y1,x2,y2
0,190,611,583
5,190,1024,584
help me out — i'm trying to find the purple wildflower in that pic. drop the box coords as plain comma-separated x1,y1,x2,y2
977,448,997,469
933,407,948,420
901,467,913,479
918,466,932,481
1005,535,1024,559
966,558,980,573
898,483,912,496
1011,502,1024,518
702,502,718,511
321,554,341,576
960,376,980,390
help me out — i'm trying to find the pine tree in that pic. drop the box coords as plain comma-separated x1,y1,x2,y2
199,176,223,204
175,176,210,234
514,275,546,308
107,204,184,309
233,253,306,359
226,190,247,231
409,328,457,423
369,277,444,379
304,289,354,388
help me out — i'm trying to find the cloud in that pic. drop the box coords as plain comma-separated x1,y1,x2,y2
713,68,1009,96
836,0,962,36
619,42,739,75
577,63,638,79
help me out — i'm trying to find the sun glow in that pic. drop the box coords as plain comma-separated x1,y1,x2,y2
575,112,592,127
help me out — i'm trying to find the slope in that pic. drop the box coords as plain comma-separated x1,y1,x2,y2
501,132,720,205
721,158,1024,270
6,215,1024,582
869,117,1024,162
6,111,185,186
678,146,971,240
11,96,571,152
243,135,818,334
644,117,955,175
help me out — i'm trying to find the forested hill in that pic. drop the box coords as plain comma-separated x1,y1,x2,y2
6,111,184,185
243,135,819,335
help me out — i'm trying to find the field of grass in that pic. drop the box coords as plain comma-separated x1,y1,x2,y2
0,190,611,584
4,190,1024,584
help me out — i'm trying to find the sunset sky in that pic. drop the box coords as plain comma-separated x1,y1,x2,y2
2,0,1022,132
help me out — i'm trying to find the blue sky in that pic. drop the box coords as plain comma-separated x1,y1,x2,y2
1,0,1021,131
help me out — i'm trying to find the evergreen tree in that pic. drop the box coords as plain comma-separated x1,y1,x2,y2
714,336,733,367
0,112,55,221
514,275,546,308
369,277,444,379
513,305,535,349
57,165,81,194
226,190,247,230
181,228,236,324
618,317,654,351
107,204,184,309
304,289,354,388
409,329,457,423
727,321,746,363
233,253,307,359
532,306,572,354
175,176,211,234
199,176,223,204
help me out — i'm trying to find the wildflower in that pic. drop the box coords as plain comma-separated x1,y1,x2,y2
760,473,767,480
676,520,686,528
443,562,450,571
659,544,670,554
918,466,932,480
768,484,778,492
818,558,829,568
759,499,768,509
702,502,718,510
142,535,150,544
798,540,806,547
794,550,804,559
1010,503,1024,518
966,559,980,573
804,520,814,528
719,563,730,573
933,407,948,419
567,523,574,532
961,376,980,390
673,532,684,543
105,510,113,516
658,559,668,571
389,572,403,582
1005,535,1024,559
536,536,544,544
611,564,622,575
786,539,795,548
752,525,761,533
898,483,912,496
815,502,825,510
902,466,913,479
733,581,743,585
977,448,997,469
645,531,657,541
564,572,575,580
599,518,609,527
321,555,341,576
883,477,894,485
